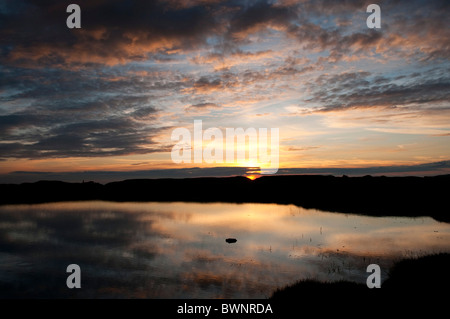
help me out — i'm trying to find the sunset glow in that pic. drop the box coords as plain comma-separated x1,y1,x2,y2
245,175,259,181
0,0,449,182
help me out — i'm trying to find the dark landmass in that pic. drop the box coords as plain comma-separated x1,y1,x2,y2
3,160,450,184
270,253,450,313
0,174,449,222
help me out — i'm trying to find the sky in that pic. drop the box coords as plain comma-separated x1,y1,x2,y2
1,0,449,182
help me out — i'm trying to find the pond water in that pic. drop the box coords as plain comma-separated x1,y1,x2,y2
0,201,449,298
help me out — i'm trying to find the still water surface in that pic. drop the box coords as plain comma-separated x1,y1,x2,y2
1,201,449,298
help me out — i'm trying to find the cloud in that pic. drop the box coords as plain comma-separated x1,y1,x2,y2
287,146,320,151
0,167,254,184
186,102,221,113
0,113,167,159
130,106,159,120
191,77,223,93
1,0,220,67
305,71,450,112
0,113,41,135
432,132,450,137
278,160,450,176
1,0,448,69
0,63,177,160
226,0,297,41
317,105,450,136
190,49,275,71
280,0,450,64
254,112,271,117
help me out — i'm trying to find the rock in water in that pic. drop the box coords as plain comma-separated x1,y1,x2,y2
226,238,237,244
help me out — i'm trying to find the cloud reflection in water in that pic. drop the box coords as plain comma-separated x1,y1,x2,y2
0,201,449,298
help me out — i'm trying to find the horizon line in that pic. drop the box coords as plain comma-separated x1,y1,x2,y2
1,160,450,184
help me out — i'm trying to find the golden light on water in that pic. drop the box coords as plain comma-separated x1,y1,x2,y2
2,201,450,298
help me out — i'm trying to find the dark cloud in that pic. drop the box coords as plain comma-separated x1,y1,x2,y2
0,113,40,135
226,0,296,39
0,166,254,184
0,63,169,159
283,0,449,64
286,21,385,63
277,160,450,176
193,76,222,91
186,102,221,112
0,115,165,158
131,106,158,120
1,0,448,68
306,71,450,111
0,0,221,67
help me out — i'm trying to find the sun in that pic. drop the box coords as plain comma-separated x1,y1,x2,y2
245,174,261,181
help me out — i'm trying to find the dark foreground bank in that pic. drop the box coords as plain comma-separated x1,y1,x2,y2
270,253,450,313
0,174,449,222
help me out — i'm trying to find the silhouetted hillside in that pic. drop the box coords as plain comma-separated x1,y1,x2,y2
0,174,449,222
